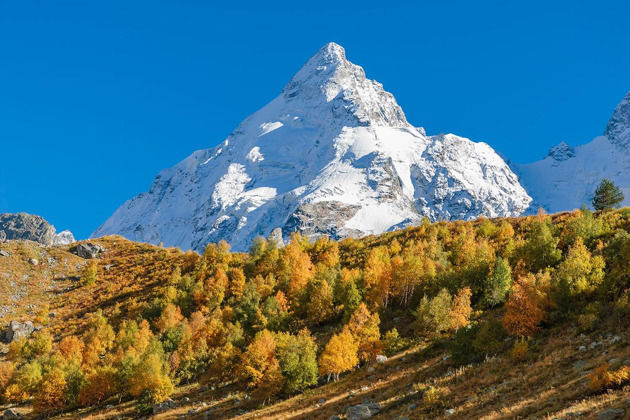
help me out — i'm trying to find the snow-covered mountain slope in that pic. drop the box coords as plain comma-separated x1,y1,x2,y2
514,92,630,213
93,43,531,252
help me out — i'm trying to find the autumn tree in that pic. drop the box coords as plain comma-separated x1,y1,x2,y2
58,336,85,365
240,330,283,394
555,237,605,297
390,247,424,307
228,267,247,300
347,303,381,362
306,278,334,326
415,289,453,334
318,327,358,382
363,247,392,308
78,366,118,406
450,287,472,330
503,275,546,338
82,310,115,367
129,352,174,404
483,257,512,307
154,303,184,333
521,217,562,272
279,234,314,304
82,260,99,286
33,367,67,413
275,329,318,393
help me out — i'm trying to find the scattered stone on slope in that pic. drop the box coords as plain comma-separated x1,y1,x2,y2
6,320,35,342
375,355,387,363
346,402,380,420
597,408,625,420
153,398,176,415
0,250,9,257
2,409,19,419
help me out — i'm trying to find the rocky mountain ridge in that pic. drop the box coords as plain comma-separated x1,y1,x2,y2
0,213,74,246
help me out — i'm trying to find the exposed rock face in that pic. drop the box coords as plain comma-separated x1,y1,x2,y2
6,320,35,342
93,42,531,252
74,242,105,259
0,213,75,246
605,92,630,147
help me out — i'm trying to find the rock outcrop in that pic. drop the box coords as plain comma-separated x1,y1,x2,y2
0,213,74,246
6,320,35,342
74,242,105,259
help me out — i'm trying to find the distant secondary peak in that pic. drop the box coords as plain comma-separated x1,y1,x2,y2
546,141,575,161
604,91,630,147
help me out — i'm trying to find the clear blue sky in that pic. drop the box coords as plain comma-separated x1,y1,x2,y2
1,1,629,239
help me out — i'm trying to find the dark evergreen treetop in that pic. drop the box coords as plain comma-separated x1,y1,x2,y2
592,178,624,211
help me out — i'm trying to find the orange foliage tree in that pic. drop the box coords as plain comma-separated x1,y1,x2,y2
503,276,545,338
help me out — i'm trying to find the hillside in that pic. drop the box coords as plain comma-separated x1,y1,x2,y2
3,209,630,419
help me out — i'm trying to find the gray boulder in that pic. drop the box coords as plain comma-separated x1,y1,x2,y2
6,320,35,342
0,250,9,257
75,242,104,259
375,355,387,364
346,402,381,420
573,360,587,371
2,409,19,419
153,398,177,414
598,409,625,420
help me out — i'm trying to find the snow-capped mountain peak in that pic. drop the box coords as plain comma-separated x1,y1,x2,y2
282,42,408,128
93,43,531,252
604,91,630,147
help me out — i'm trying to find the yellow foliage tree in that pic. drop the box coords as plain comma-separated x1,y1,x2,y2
129,353,174,404
450,287,472,330
347,303,381,362
34,367,67,413
154,303,184,333
318,327,358,382
78,366,118,406
240,330,281,389
306,279,334,326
